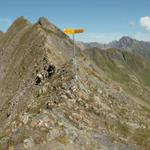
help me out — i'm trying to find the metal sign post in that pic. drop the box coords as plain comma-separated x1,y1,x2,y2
72,34,77,80
64,28,84,81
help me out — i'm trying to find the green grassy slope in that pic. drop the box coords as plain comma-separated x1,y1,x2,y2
84,47,150,105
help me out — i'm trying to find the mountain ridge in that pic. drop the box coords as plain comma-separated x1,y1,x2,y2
0,17,149,150
78,36,150,58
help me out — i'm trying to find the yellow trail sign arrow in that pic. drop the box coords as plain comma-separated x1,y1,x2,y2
64,28,84,34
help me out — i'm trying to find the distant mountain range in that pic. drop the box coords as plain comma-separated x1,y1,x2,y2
78,36,150,58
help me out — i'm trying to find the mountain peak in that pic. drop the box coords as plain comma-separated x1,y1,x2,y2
119,36,134,43
6,16,31,33
37,17,63,35
119,36,133,40
12,16,31,26
38,17,50,26
117,36,134,49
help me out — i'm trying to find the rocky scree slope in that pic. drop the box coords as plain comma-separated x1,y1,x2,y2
0,17,149,150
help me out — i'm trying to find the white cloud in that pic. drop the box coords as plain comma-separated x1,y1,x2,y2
129,21,135,27
140,16,150,31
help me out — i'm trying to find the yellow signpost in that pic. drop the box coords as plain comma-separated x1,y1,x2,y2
64,28,84,80
64,28,84,34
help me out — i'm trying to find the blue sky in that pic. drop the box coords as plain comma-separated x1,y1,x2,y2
0,0,150,43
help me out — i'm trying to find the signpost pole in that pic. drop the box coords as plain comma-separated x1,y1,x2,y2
73,34,77,80
64,28,84,81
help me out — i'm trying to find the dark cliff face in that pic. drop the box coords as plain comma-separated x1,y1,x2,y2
0,17,149,150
